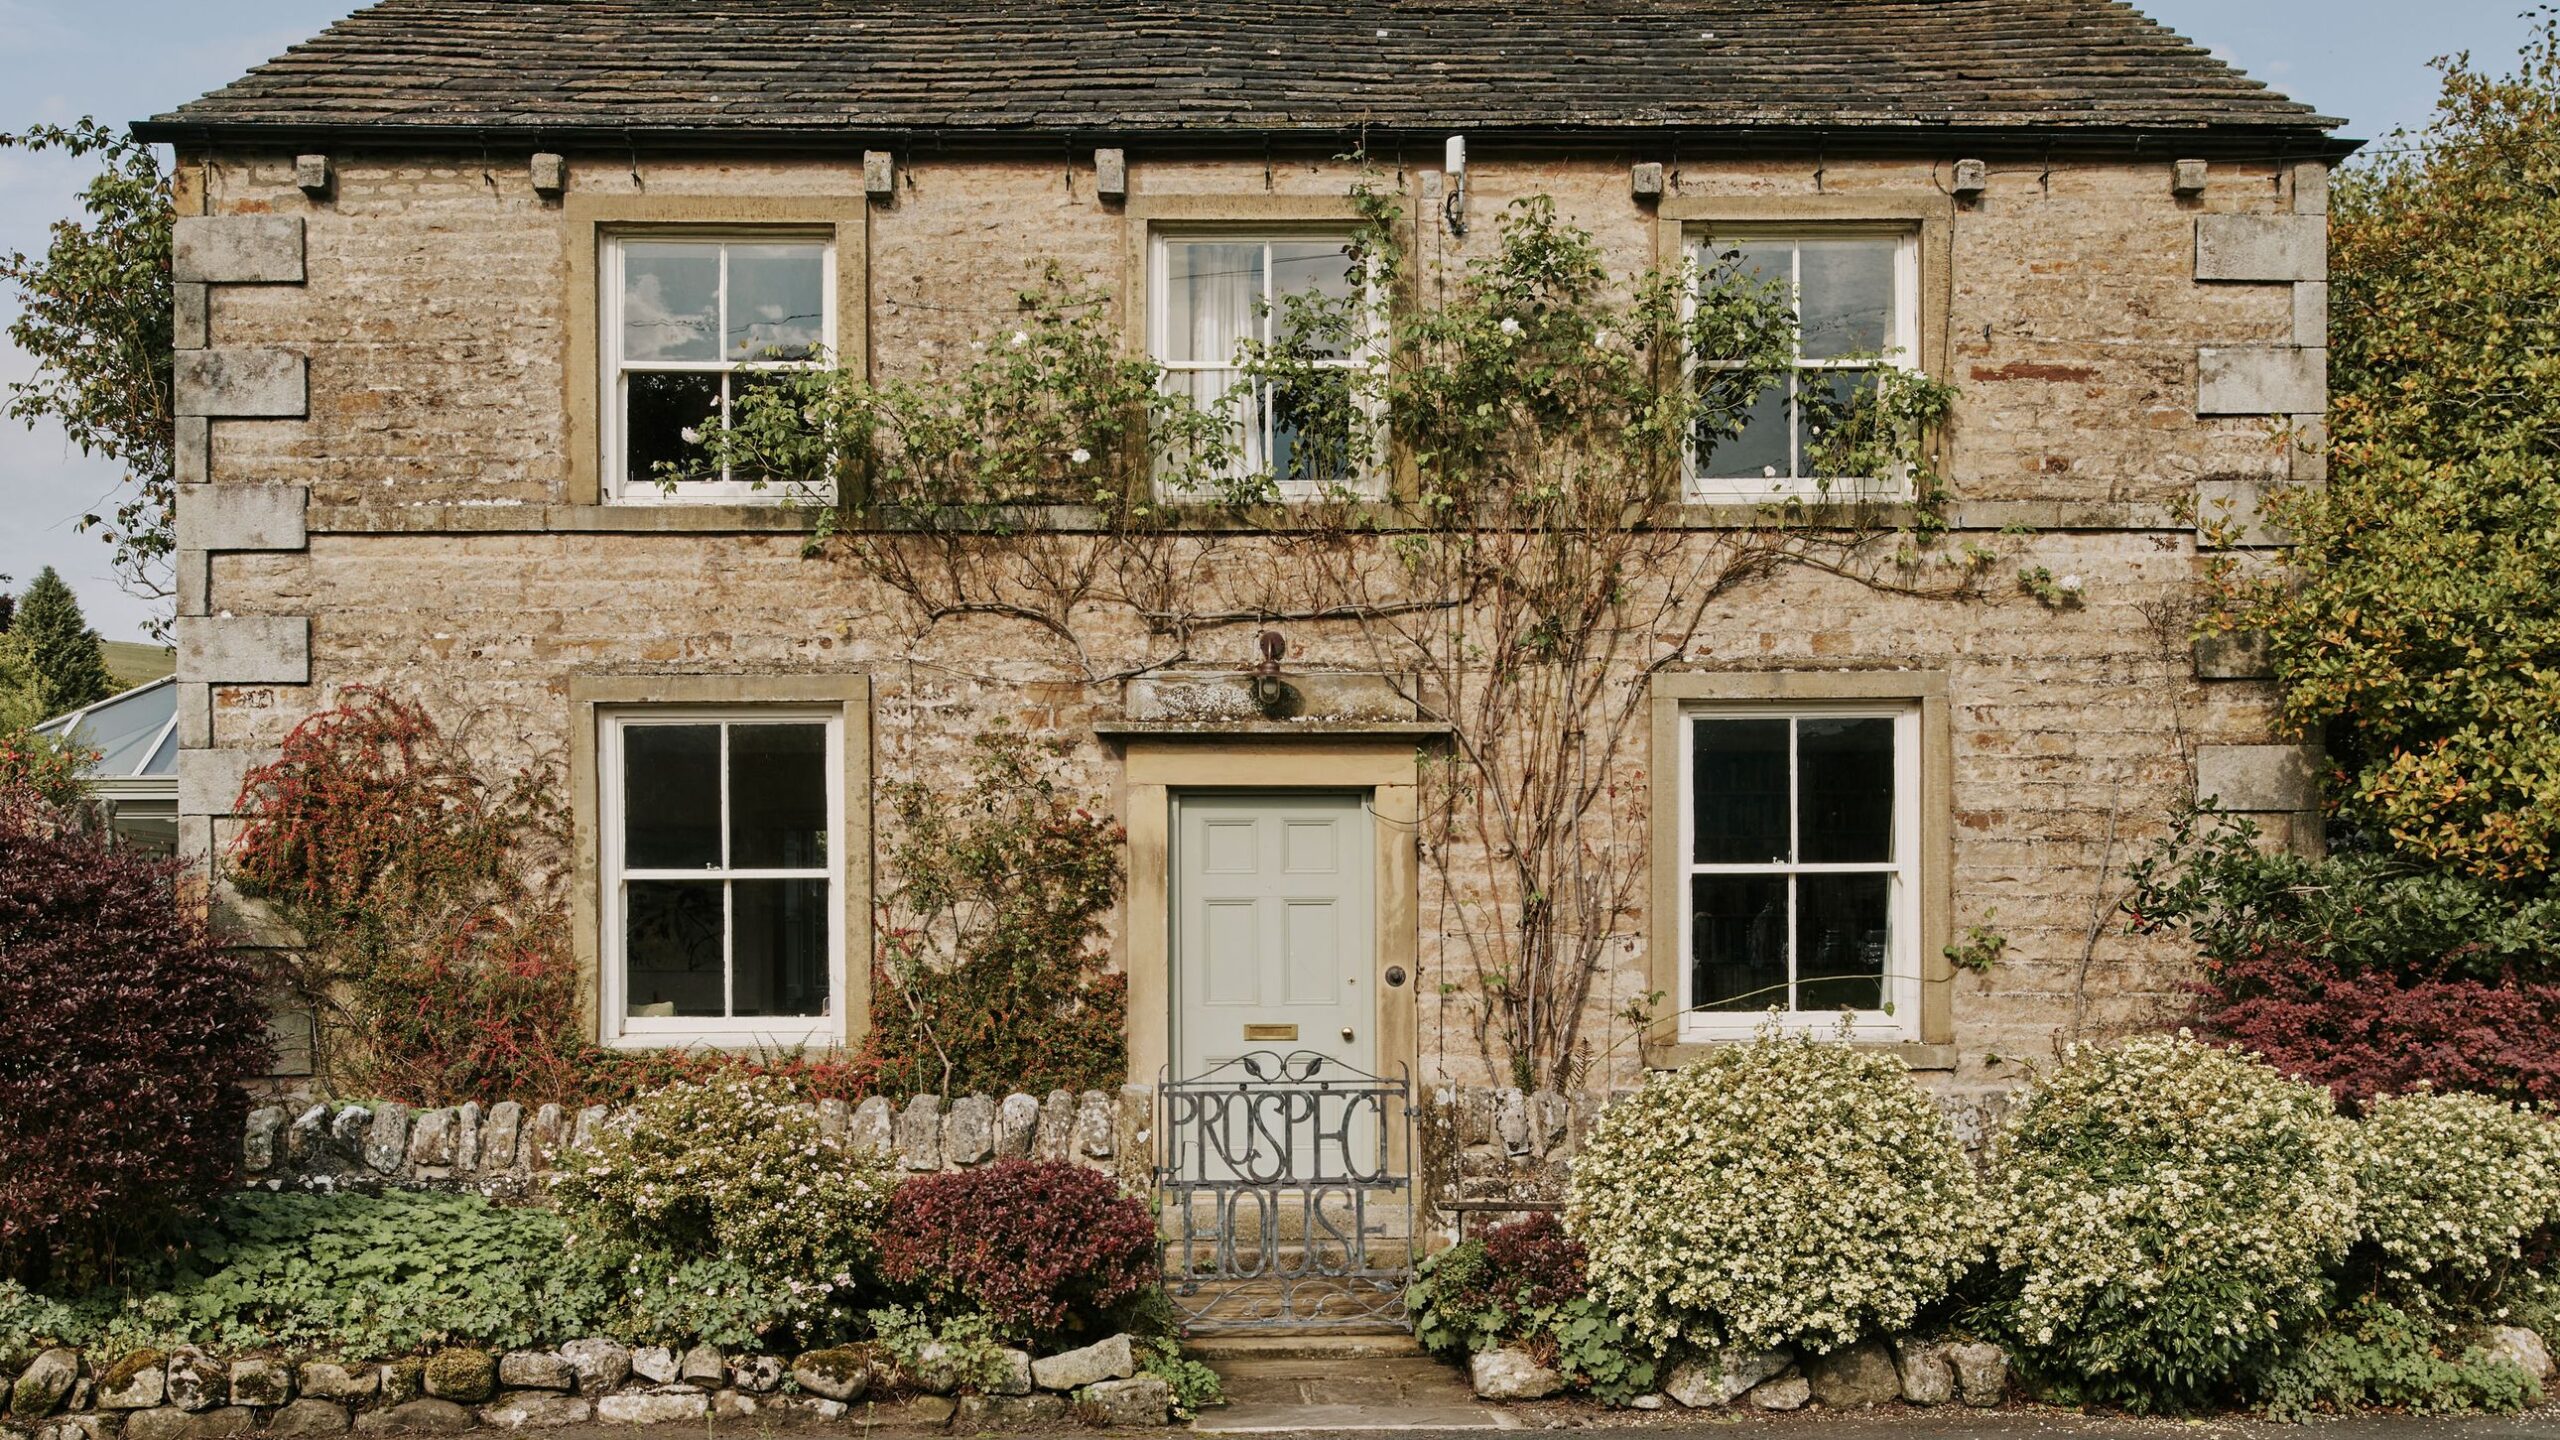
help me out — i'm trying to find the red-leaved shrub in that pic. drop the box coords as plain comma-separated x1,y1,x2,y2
2197,942,2560,1109
0,787,272,1282
876,1160,1157,1342
1476,1213,1592,1317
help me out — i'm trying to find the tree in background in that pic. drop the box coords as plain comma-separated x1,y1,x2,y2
2156,20,2560,1107
2229,19,2560,883
0,120,175,632
9,568,116,718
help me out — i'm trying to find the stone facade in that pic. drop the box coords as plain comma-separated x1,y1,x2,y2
170,139,2329,1103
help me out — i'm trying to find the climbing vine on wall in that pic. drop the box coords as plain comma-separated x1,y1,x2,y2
679,174,1980,1091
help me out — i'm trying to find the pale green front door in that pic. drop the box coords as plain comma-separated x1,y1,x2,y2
1172,791,1375,1081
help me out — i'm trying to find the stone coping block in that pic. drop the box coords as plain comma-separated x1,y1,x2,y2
173,216,305,285
174,349,307,419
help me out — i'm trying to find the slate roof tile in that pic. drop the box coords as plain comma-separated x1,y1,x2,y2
140,0,2344,143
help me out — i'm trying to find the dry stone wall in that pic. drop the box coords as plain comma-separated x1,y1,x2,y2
239,1088,1155,1197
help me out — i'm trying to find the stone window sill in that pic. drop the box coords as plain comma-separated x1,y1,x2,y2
1641,1039,1958,1072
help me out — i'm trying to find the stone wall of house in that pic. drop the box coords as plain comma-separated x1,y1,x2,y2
171,144,2328,1097
240,1088,1156,1198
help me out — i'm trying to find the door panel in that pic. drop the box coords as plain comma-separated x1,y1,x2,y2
1174,792,1374,1082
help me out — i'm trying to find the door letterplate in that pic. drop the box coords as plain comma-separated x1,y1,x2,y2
1243,1023,1299,1042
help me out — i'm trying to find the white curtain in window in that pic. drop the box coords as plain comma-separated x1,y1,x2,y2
1167,243,1265,474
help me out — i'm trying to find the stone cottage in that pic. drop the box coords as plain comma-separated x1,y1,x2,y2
141,1,2345,1125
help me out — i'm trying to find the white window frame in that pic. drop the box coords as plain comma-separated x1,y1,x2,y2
1676,703,1921,1041
598,706,845,1048
601,231,837,504
1148,228,1387,500
1684,227,1921,505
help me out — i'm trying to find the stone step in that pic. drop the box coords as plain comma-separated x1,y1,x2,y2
1185,1335,1428,1361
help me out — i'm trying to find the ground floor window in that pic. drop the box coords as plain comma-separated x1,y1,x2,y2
1678,704,1920,1040
600,708,842,1046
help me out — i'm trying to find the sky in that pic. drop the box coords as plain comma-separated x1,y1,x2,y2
0,0,2541,645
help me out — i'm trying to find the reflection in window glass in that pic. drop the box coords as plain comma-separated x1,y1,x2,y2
611,237,829,495
1685,711,1908,1028
613,717,834,1032
1692,233,1908,492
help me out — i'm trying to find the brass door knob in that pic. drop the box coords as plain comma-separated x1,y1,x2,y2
1340,1027,1356,1043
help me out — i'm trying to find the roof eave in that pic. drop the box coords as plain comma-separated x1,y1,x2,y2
130,117,2362,163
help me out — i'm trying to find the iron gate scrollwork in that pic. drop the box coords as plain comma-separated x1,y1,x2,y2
1157,1050,1415,1332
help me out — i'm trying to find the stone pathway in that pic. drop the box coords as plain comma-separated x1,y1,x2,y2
1188,1339,1514,1433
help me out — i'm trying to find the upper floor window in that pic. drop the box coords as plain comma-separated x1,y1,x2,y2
1150,232,1382,497
601,709,843,1046
1688,231,1918,503
1678,705,1920,1041
605,234,834,502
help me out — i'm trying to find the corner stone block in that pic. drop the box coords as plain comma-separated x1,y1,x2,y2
2292,283,2329,348
172,215,305,284
2192,630,2274,679
2195,745,2319,814
2198,346,2326,417
177,747,279,817
173,283,209,350
174,349,307,419
2195,479,2293,549
2292,161,2331,216
174,416,209,485
176,615,310,685
177,484,308,553
2195,214,2327,283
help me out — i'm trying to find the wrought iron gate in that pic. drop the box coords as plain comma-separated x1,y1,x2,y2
1157,1050,1415,1332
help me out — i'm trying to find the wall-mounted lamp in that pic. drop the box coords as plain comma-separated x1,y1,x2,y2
1251,629,1289,712
1443,135,1469,238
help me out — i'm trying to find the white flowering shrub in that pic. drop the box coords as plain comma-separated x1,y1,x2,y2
553,1077,898,1292
1994,1033,2361,1407
2355,1089,2560,1314
1566,1035,1986,1355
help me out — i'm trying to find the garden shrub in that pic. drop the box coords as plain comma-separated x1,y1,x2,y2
0,785,272,1285
1567,1034,1985,1357
553,1075,896,1344
1407,1216,1652,1403
2244,1298,2541,1421
2352,1089,2560,1314
862,725,1128,1097
876,1160,1156,1345
2129,807,2560,1108
0,1190,605,1361
1995,1033,2361,1409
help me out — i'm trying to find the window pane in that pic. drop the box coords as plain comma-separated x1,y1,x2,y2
729,723,828,868
1692,874,1788,1013
625,724,721,869
1699,380,1791,482
1163,242,1263,364
1697,238,1792,293
625,372,721,487
1799,717,1896,862
621,242,720,362
1796,873,1891,1012
626,880,726,1017
1797,238,1897,359
732,879,830,1018
726,243,826,362
1269,239,1360,359
1692,718,1790,863
1272,371,1354,483
1797,369,1876,482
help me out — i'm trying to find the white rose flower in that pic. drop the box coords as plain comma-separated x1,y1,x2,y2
1070,447,1092,464
1009,330,1029,348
